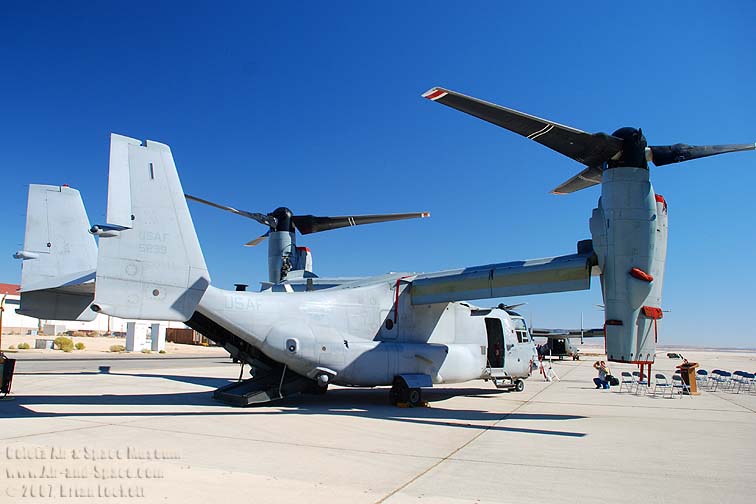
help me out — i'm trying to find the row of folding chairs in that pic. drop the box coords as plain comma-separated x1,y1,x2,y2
617,368,756,396
618,371,642,394
619,371,689,395
700,369,756,393
651,373,691,398
617,371,691,397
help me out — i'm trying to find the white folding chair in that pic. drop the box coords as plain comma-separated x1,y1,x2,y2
731,371,753,394
748,373,756,394
618,371,634,393
708,370,727,391
671,374,690,397
652,373,672,398
695,369,709,390
719,370,734,391
632,371,648,395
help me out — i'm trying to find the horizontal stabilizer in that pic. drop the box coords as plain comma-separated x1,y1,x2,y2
16,284,96,321
411,243,597,305
93,134,210,321
14,184,97,320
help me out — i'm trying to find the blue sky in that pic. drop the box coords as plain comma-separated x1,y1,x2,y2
1,1,754,346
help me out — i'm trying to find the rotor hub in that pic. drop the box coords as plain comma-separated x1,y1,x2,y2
271,207,294,232
608,127,648,169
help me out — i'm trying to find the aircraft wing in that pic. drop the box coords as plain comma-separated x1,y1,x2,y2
410,241,597,305
531,328,605,339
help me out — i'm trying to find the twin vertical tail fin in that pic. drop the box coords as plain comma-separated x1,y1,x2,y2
91,134,210,321
14,184,97,321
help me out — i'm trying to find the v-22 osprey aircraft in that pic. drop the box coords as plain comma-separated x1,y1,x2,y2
15,140,546,406
15,87,753,404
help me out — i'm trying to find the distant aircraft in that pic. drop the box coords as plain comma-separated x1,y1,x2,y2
531,328,604,360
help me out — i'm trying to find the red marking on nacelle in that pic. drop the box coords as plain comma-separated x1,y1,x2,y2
642,306,663,319
655,194,668,212
629,267,654,282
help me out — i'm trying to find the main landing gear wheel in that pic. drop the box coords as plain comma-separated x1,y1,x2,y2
514,379,525,392
389,377,405,405
312,373,329,395
390,377,422,407
407,388,422,406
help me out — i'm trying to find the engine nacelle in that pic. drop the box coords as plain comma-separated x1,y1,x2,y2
267,233,314,284
295,246,313,273
590,167,668,364
268,231,295,284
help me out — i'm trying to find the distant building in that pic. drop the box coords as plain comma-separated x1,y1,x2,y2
0,282,187,336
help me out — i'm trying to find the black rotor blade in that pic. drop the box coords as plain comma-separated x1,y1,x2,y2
649,143,755,166
423,87,623,166
551,165,603,195
185,194,276,228
244,230,271,247
292,212,430,235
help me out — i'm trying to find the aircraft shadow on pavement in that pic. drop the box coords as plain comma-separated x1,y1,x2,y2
14,369,236,389
0,378,587,438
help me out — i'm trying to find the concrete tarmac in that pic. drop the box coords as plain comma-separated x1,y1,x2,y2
1,349,754,503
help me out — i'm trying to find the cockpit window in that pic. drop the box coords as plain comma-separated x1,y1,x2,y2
512,317,530,342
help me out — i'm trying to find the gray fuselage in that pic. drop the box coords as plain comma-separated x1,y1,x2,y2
196,274,535,387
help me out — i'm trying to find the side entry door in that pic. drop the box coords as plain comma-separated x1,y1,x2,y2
484,318,505,370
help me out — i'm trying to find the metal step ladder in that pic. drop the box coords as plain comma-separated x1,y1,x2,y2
485,367,517,390
213,366,318,406
186,311,320,406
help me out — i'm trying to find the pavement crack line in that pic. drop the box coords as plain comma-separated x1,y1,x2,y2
1,422,115,442
98,421,455,462
444,453,723,480
374,365,581,504
529,398,755,414
700,390,756,414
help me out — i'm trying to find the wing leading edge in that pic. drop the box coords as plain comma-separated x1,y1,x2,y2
410,241,597,305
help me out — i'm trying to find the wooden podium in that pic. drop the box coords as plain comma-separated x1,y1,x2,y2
678,362,700,395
